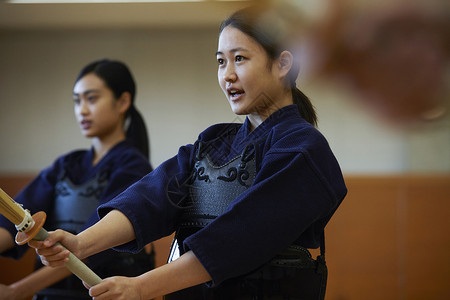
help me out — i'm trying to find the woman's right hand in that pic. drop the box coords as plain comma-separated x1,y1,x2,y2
28,229,79,267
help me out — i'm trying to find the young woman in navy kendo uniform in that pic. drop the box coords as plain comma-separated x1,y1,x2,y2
0,59,155,300
30,5,347,300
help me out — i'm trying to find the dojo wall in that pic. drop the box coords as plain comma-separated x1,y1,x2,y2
0,29,449,174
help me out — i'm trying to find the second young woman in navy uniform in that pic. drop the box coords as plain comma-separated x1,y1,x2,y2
0,59,154,300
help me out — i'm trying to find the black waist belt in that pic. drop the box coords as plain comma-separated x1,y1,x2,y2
165,245,327,300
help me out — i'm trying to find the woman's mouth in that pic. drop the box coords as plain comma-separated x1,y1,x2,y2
228,88,245,101
80,120,92,130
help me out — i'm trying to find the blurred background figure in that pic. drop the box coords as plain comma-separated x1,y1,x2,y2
259,0,449,125
0,59,155,300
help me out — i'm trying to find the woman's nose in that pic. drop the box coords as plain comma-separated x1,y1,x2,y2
223,65,237,82
77,100,89,115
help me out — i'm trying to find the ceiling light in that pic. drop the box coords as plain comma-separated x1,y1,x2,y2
6,0,209,3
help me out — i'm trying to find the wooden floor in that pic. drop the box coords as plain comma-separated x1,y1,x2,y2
1,174,449,299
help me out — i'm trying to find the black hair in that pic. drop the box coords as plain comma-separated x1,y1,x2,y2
220,5,317,126
75,59,150,158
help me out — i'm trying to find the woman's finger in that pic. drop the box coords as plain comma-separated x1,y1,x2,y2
34,244,65,256
89,281,109,297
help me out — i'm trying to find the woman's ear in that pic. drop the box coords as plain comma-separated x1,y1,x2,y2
118,92,132,114
277,50,294,79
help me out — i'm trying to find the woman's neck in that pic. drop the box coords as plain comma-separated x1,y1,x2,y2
91,131,126,166
247,88,293,132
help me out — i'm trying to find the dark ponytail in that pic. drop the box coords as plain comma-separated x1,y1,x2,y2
75,59,150,159
292,87,317,127
126,105,150,159
220,4,317,126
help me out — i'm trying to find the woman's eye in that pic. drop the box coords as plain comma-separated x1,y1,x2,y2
235,55,245,62
87,96,98,103
73,98,80,105
217,58,224,65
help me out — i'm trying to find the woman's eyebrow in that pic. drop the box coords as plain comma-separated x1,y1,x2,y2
73,89,100,97
216,47,248,56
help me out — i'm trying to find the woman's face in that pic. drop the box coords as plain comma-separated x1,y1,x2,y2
217,26,285,118
73,73,124,139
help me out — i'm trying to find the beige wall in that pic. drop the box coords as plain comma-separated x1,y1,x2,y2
0,28,449,174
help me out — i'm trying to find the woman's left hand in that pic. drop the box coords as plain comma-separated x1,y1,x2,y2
88,276,142,300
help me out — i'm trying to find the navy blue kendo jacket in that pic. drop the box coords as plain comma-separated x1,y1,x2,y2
98,104,347,286
0,140,152,265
